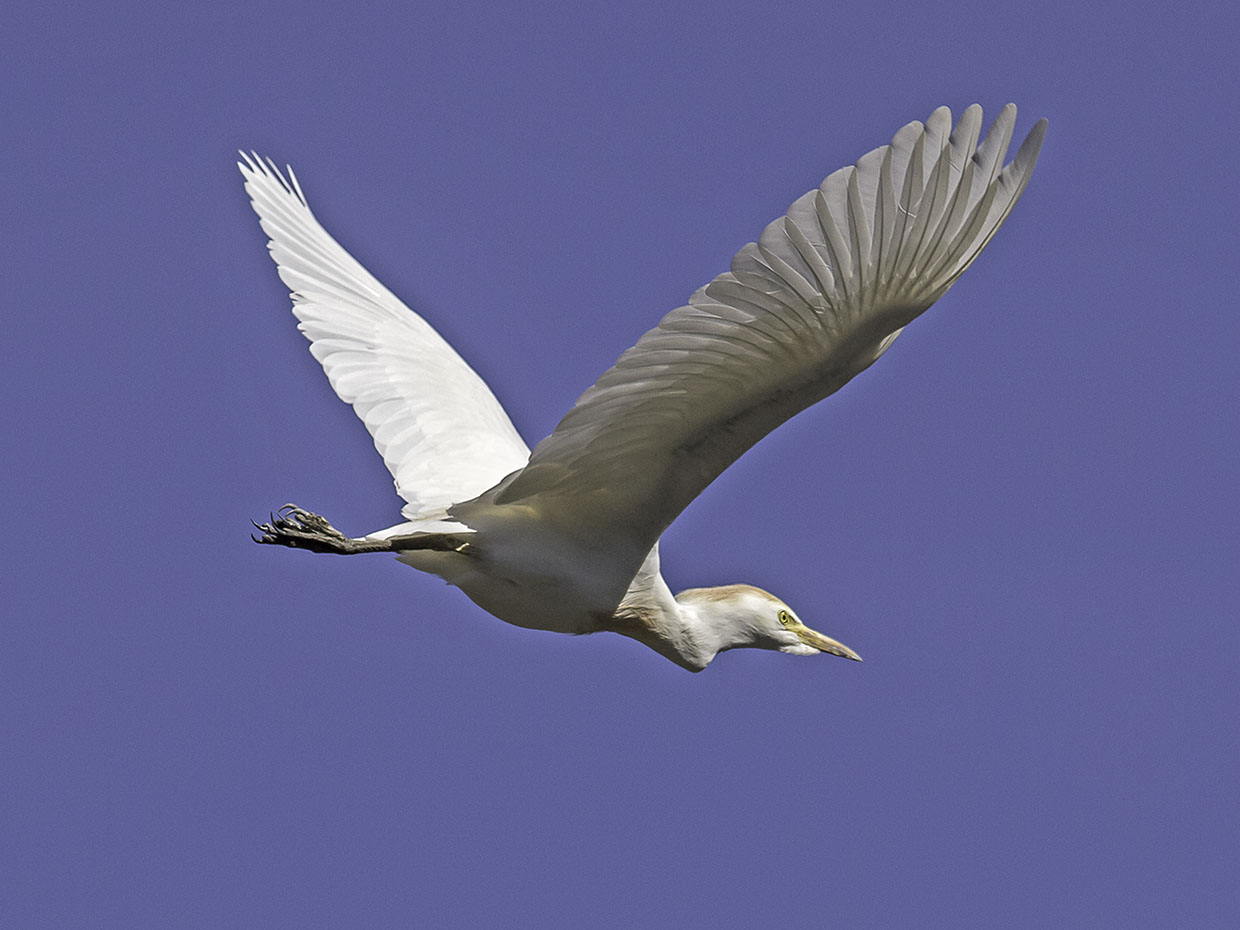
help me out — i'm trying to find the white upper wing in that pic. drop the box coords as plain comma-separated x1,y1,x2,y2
240,154,530,520
493,105,1045,557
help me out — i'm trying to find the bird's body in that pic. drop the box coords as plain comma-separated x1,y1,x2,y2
244,104,1046,671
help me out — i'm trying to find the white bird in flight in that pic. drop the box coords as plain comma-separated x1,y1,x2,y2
244,104,1045,671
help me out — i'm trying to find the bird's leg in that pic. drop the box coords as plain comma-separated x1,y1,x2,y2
251,505,392,555
251,505,475,556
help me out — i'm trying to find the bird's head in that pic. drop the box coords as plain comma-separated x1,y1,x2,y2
674,584,861,665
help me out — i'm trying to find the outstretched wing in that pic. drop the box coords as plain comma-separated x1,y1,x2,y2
493,105,1045,559
240,154,530,520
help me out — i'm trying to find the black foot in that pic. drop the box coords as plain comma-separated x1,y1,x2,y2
252,504,378,555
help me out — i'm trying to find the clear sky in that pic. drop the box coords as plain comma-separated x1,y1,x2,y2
4,1,1236,927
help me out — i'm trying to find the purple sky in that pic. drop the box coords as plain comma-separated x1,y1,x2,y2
5,2,1237,927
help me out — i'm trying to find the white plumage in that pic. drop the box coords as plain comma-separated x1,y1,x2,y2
244,104,1046,671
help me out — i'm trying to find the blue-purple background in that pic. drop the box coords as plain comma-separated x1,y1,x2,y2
5,2,1237,927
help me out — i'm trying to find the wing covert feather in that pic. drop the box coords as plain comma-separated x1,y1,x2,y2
494,105,1045,555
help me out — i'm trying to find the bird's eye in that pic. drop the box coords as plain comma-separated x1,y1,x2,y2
777,609,793,626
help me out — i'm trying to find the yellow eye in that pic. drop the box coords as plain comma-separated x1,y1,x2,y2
777,609,793,627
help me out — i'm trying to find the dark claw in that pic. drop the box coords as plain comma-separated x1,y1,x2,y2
250,503,354,553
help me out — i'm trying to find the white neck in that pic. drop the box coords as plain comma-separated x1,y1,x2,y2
612,547,761,671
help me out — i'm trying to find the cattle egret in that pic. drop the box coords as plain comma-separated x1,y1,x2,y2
244,104,1046,671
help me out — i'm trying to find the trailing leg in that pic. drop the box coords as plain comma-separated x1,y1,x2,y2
252,505,473,555
251,505,390,554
